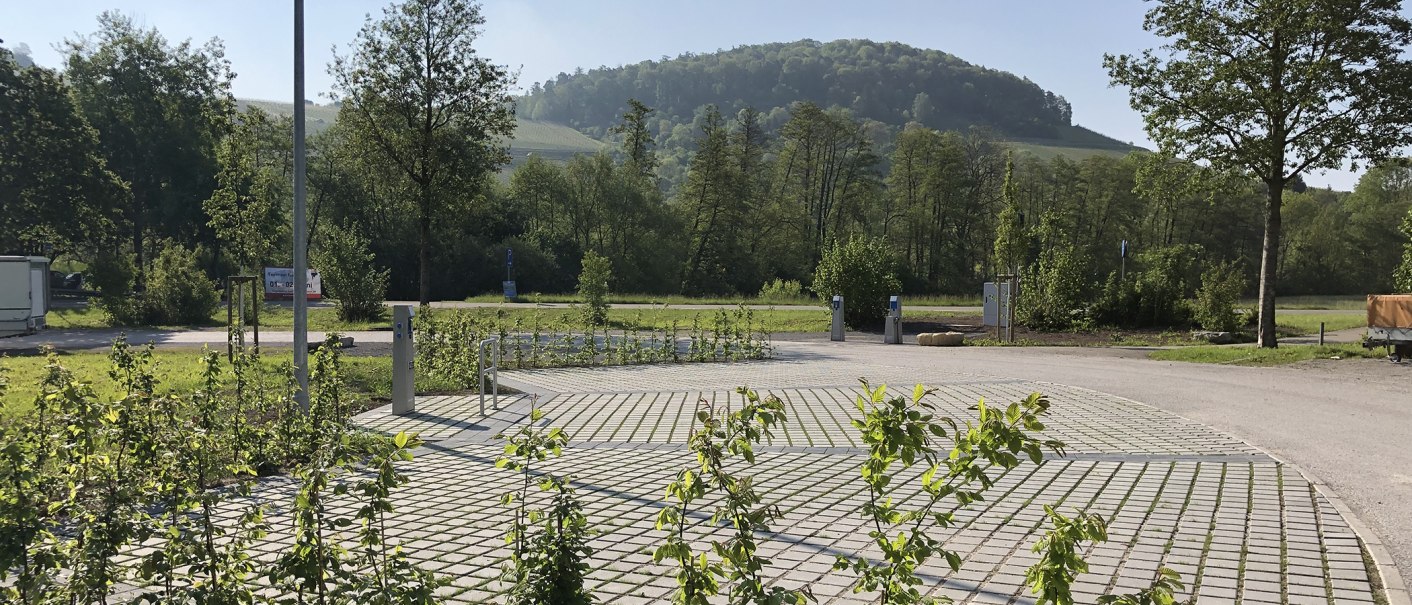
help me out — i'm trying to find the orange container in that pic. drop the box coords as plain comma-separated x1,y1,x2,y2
1367,294,1412,329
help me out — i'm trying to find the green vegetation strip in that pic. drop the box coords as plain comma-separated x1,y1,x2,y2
1275,312,1366,335
45,305,386,332
465,292,984,307
1149,344,1380,366
48,303,972,335
0,351,431,418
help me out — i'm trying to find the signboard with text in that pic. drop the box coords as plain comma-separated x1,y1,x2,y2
263,268,322,300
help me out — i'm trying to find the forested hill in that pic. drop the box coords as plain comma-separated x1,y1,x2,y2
518,38,1127,147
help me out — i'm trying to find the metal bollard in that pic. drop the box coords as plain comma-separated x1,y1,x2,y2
883,296,903,344
391,305,416,415
831,295,845,341
478,337,500,415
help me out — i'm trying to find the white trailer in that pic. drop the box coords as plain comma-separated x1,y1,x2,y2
0,256,50,337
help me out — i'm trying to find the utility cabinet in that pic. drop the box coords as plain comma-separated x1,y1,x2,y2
0,256,50,337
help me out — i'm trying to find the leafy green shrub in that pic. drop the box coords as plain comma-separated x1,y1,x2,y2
1396,205,1412,292
836,383,1063,603
576,251,612,327
1193,260,1246,332
0,335,439,604
812,235,902,329
143,243,220,325
1091,271,1137,327
1017,245,1091,331
414,307,771,389
1133,245,1199,326
316,226,390,322
1091,245,1201,328
497,409,593,605
835,380,1184,605
655,388,809,605
757,278,804,303
89,249,143,325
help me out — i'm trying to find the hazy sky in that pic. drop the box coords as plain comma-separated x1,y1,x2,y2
6,0,1405,190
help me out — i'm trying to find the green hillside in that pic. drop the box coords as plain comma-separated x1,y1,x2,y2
505,118,604,164
522,39,1130,147
237,99,340,131
236,98,602,163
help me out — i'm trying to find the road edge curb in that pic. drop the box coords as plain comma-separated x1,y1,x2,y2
1275,457,1409,605
1030,379,1406,605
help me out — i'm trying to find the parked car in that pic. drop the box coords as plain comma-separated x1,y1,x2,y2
49,271,84,291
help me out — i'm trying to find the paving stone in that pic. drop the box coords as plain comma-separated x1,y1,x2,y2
119,355,1389,604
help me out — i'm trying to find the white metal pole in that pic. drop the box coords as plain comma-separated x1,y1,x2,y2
293,0,310,410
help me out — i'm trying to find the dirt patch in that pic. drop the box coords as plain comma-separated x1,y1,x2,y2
902,315,1200,347
1284,356,1412,387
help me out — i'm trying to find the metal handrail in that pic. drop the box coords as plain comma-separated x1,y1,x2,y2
478,337,500,415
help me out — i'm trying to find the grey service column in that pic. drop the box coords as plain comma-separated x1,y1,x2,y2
392,305,416,415
884,295,902,344
830,295,845,341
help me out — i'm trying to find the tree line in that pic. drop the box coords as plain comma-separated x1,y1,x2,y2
4,1,1412,330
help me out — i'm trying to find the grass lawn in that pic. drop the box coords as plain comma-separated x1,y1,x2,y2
435,306,848,333
465,292,984,307
46,304,385,332
48,304,968,335
1240,295,1368,310
454,307,968,333
1275,312,1366,336
0,350,433,419
1148,343,1379,366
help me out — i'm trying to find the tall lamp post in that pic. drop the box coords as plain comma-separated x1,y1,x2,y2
292,0,310,409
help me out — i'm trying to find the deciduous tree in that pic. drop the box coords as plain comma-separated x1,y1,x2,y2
332,0,516,304
63,12,234,275
204,107,293,272
0,47,127,258
1106,0,1412,346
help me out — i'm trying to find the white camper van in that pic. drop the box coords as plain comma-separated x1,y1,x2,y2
0,256,50,337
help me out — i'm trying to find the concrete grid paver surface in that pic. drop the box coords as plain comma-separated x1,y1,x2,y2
331,351,1388,603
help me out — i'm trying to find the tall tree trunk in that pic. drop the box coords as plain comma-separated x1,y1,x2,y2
1256,184,1282,348
418,209,431,305
132,214,145,288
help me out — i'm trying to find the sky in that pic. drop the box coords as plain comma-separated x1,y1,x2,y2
4,0,1402,191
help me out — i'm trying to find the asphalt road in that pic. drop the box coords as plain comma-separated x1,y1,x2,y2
780,340,1412,586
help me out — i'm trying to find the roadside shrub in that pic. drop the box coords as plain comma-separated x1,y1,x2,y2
1091,244,1201,328
89,249,143,325
1193,260,1246,332
576,251,612,326
316,227,390,322
812,235,902,329
143,243,219,325
1016,245,1091,331
757,278,804,303
1091,271,1138,328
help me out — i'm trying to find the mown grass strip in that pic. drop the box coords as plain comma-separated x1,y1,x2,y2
1149,344,1380,366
